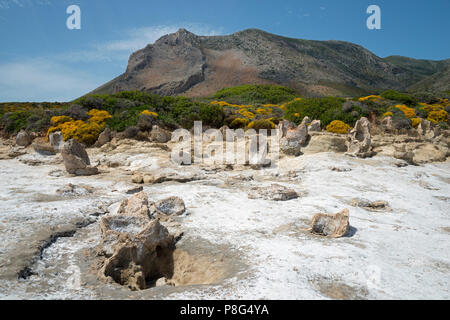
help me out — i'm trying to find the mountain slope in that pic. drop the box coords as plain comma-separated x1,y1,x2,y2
90,28,449,97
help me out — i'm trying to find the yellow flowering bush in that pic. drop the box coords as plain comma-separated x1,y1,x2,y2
238,109,255,119
359,95,383,103
87,109,112,123
427,110,448,124
51,115,73,125
140,110,159,117
392,105,416,119
247,119,276,130
229,118,249,129
256,108,273,115
382,112,393,118
47,109,112,145
411,118,421,128
326,120,352,134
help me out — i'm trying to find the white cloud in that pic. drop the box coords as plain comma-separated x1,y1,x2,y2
0,23,223,101
0,0,51,9
0,59,105,101
54,23,223,64
99,23,222,55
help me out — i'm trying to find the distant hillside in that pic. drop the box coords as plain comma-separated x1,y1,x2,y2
384,56,450,93
90,28,450,97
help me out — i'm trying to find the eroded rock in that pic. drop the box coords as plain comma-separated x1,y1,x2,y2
308,120,321,132
49,132,64,153
94,128,111,148
248,184,299,201
280,124,308,156
310,209,350,238
117,191,151,219
153,197,186,216
351,198,391,212
33,143,56,156
346,117,375,158
302,133,347,154
16,130,31,147
98,219,174,291
61,139,98,176
150,125,171,143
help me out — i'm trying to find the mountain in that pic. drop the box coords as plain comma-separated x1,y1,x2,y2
90,28,449,97
384,56,450,93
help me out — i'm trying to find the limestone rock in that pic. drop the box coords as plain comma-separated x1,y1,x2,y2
32,143,56,156
15,130,31,147
351,198,391,212
280,124,308,156
150,125,171,143
302,133,347,154
98,219,174,291
277,120,296,138
49,132,64,153
153,197,186,216
412,144,446,164
300,116,312,127
248,184,299,201
380,116,394,132
346,117,374,158
131,173,144,184
94,128,111,148
417,119,440,140
310,209,350,238
56,183,93,197
117,191,151,219
8,146,27,158
308,120,321,132
61,139,98,176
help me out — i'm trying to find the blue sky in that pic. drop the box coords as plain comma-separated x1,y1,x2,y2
0,0,449,102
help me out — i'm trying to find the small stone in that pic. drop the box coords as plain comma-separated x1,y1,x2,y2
310,209,350,238
248,184,299,201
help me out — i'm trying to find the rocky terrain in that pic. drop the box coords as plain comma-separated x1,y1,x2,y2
90,28,450,97
0,118,449,300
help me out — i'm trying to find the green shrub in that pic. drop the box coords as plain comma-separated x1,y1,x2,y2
213,84,298,105
284,97,353,127
381,90,418,106
2,111,32,133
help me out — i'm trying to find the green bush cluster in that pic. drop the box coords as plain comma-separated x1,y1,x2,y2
380,90,418,106
75,91,226,131
213,84,298,105
284,97,355,127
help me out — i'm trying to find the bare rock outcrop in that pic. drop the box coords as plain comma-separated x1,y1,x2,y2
248,183,299,201
15,130,32,147
310,208,350,238
280,124,309,156
301,132,347,154
32,143,56,156
98,218,174,291
49,132,64,153
308,120,321,132
417,119,440,140
351,198,391,212
346,117,375,158
61,139,98,176
96,191,176,291
152,197,186,216
94,128,111,148
150,125,171,143
116,191,151,219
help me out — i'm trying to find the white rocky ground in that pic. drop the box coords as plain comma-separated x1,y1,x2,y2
0,139,449,300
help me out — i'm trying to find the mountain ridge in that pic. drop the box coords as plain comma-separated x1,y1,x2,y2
90,28,450,97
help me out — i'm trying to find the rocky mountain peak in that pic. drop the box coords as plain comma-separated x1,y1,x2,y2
90,28,450,97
